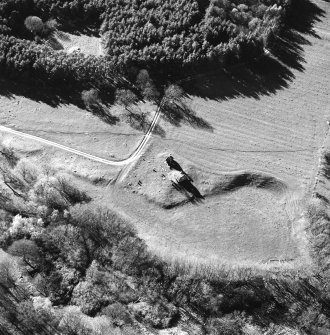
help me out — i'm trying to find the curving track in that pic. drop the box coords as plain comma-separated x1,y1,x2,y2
0,102,162,166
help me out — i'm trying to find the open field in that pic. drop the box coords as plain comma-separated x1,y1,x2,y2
113,0,330,266
50,31,103,56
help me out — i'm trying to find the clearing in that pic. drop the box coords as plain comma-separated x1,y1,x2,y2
46,31,104,56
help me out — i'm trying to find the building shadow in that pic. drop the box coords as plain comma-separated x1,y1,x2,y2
172,180,205,204
167,156,205,202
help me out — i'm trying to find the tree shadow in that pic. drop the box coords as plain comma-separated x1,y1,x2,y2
55,31,71,42
61,24,101,37
270,30,307,72
161,101,213,130
268,0,325,72
0,78,115,112
182,56,295,101
0,79,72,108
88,104,119,125
181,0,326,101
45,35,64,51
284,0,326,37
123,107,166,137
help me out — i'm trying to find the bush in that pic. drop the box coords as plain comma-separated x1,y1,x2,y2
24,16,44,35
102,302,133,327
81,88,100,107
129,300,179,329
206,314,245,335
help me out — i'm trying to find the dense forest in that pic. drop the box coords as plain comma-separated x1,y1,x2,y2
0,0,293,97
101,0,288,69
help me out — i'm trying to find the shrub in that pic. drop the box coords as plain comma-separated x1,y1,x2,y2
206,314,245,335
102,302,133,327
129,300,179,328
81,88,100,107
24,16,44,35
164,84,184,104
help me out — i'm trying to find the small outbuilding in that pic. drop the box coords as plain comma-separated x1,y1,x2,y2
168,170,189,184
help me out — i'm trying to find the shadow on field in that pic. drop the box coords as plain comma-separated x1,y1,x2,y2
268,0,325,72
164,170,287,209
182,0,325,101
172,180,205,205
46,35,64,51
88,104,120,125
0,79,115,116
181,57,295,101
122,107,166,137
161,101,213,130
0,79,72,108
206,172,288,198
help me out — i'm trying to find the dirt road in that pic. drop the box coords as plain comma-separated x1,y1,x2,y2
0,103,162,166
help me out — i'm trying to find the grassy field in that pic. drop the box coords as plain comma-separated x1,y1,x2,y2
48,31,104,56
113,0,330,267
0,86,158,161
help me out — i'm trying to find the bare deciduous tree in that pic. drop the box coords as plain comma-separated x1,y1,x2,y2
7,239,40,269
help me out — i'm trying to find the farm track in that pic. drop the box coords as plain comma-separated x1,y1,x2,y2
0,101,162,166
